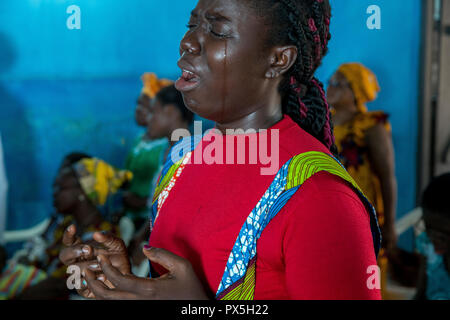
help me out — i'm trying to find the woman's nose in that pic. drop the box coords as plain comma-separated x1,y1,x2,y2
180,30,201,56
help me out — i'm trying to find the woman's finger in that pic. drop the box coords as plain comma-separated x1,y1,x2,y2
74,260,102,273
84,269,135,300
92,232,126,251
97,255,136,291
142,247,189,275
62,224,81,246
59,244,91,265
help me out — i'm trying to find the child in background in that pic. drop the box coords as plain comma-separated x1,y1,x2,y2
127,84,194,272
123,73,172,229
415,173,450,300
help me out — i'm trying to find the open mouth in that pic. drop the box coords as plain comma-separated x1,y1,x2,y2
175,69,201,92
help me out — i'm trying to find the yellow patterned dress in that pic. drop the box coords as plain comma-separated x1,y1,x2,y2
333,110,391,297
334,111,390,224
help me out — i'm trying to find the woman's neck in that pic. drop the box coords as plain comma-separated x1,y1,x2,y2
215,103,283,134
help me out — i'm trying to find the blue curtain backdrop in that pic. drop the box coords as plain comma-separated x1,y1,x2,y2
0,0,421,250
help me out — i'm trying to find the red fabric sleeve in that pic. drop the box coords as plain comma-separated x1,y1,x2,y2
282,172,381,300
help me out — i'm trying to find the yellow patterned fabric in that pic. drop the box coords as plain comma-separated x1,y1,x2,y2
141,73,173,99
286,151,364,195
338,63,380,113
152,157,185,203
220,258,256,300
74,158,133,206
333,112,390,227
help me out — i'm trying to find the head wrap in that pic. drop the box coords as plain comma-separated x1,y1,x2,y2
141,73,173,99
337,63,380,113
73,158,133,207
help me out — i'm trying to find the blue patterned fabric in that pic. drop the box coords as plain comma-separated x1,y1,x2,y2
416,232,450,300
216,159,293,296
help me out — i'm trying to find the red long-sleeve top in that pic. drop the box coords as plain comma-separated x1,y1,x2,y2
149,115,381,300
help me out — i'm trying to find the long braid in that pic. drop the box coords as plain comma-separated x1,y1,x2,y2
250,0,337,155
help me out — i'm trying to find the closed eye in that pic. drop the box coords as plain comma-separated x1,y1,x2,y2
210,29,228,38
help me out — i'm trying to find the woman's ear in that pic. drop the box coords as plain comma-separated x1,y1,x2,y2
265,45,298,79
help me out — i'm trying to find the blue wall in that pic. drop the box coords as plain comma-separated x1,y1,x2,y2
0,0,421,249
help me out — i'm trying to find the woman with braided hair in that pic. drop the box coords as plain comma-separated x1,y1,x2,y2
59,0,381,300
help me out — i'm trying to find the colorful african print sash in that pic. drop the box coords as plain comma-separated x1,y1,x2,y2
150,136,381,300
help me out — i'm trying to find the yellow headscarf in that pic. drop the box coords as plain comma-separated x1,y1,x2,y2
141,73,173,99
337,63,380,113
73,158,133,207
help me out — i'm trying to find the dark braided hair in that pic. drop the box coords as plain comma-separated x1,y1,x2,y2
249,0,337,154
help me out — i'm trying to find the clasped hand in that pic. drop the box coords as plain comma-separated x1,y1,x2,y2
59,225,208,300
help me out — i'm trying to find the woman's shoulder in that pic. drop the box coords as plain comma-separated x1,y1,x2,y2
291,171,367,210
275,170,371,237
277,115,331,161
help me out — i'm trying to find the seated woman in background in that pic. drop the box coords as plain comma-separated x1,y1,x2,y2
0,153,89,300
123,73,172,230
128,84,195,271
327,63,397,297
415,173,450,300
7,157,131,299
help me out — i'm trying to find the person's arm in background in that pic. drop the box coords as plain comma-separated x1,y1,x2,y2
283,173,381,300
129,220,151,266
366,123,398,251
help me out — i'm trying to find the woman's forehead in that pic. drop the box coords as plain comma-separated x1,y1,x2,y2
192,0,255,21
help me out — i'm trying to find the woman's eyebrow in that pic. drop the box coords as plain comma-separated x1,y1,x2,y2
205,12,231,22
191,8,231,22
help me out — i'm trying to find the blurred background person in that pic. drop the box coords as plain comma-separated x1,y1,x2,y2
122,73,172,230
327,62,398,297
128,83,194,273
415,173,450,300
0,156,130,299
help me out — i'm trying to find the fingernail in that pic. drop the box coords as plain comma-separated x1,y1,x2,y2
89,264,99,269
143,245,152,250
82,280,87,286
97,275,105,281
82,246,90,254
97,255,102,262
